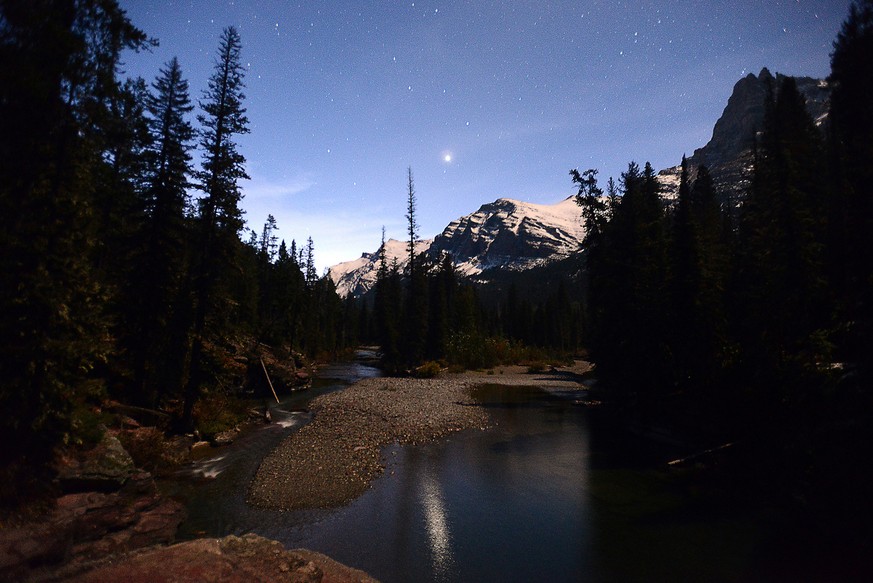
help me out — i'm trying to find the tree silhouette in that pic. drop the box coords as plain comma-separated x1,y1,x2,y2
183,26,250,429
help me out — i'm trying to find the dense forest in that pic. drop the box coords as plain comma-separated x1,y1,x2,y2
573,0,873,534
0,3,348,501
357,168,585,375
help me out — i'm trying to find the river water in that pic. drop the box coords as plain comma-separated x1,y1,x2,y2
161,352,764,582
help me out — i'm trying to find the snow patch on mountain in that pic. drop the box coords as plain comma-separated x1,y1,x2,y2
329,238,433,298
431,196,585,276
328,196,586,298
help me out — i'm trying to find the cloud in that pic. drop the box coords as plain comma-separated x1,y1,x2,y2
243,173,316,200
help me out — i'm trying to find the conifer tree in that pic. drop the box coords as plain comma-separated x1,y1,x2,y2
375,228,402,371
828,0,873,373
669,158,729,405
571,168,607,247
259,214,280,262
736,76,828,383
404,167,428,366
427,253,456,359
95,76,151,282
303,236,317,285
183,26,250,428
581,162,670,398
123,57,195,407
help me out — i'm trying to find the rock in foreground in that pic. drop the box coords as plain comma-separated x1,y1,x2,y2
61,534,377,583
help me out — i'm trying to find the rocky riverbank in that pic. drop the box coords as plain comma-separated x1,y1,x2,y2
249,361,590,510
53,534,377,583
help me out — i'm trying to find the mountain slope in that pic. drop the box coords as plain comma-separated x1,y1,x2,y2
659,68,830,203
330,238,432,298
429,196,585,276
328,197,585,297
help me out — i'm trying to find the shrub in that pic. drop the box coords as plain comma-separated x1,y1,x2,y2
526,362,547,373
415,361,442,378
194,392,248,438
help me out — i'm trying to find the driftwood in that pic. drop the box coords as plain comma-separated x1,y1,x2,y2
260,357,280,404
667,442,735,467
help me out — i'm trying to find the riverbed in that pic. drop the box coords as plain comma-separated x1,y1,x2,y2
161,353,771,582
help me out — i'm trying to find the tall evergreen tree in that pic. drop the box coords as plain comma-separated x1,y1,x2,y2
669,159,729,414
828,0,873,373
303,236,317,286
580,162,671,400
259,214,279,262
571,168,607,247
121,57,195,407
404,167,428,366
375,228,402,371
94,76,151,282
427,253,456,359
735,76,828,389
183,26,250,428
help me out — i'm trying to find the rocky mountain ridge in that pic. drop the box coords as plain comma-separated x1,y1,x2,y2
329,197,586,297
330,68,830,298
659,68,830,202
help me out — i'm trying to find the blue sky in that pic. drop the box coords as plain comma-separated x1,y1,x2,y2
119,0,850,272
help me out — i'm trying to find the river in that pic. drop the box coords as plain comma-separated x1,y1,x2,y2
160,351,767,582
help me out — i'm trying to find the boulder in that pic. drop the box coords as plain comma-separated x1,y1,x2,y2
55,433,136,493
61,534,378,583
0,473,185,581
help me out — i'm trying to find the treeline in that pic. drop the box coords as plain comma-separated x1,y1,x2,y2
0,2,346,495
574,0,873,528
362,169,584,374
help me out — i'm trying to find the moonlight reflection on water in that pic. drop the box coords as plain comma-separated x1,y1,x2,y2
419,466,453,580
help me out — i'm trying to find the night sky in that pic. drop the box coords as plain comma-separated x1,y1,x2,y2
119,1,850,272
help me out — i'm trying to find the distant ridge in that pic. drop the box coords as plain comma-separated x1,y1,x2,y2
330,68,832,298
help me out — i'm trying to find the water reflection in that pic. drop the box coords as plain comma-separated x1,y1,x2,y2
419,466,453,579
167,372,595,582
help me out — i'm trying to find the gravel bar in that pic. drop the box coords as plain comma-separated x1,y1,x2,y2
248,363,590,511
248,376,491,510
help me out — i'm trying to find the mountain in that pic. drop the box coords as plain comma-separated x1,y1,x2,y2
429,196,585,276
330,68,830,298
659,68,830,203
330,238,432,298
329,197,585,298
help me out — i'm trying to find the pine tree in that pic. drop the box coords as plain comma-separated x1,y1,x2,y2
259,214,279,262
828,0,873,372
427,252,456,359
403,167,428,367
123,57,195,407
183,26,250,428
582,162,671,399
737,77,828,376
571,168,607,247
669,158,729,410
375,228,402,371
94,76,151,282
303,236,317,285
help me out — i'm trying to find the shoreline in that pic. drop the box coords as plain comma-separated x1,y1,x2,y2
248,361,590,511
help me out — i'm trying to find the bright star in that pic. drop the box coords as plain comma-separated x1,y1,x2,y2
444,154,452,163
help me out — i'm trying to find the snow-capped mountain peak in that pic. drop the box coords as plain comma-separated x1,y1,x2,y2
328,196,586,297
329,238,432,298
